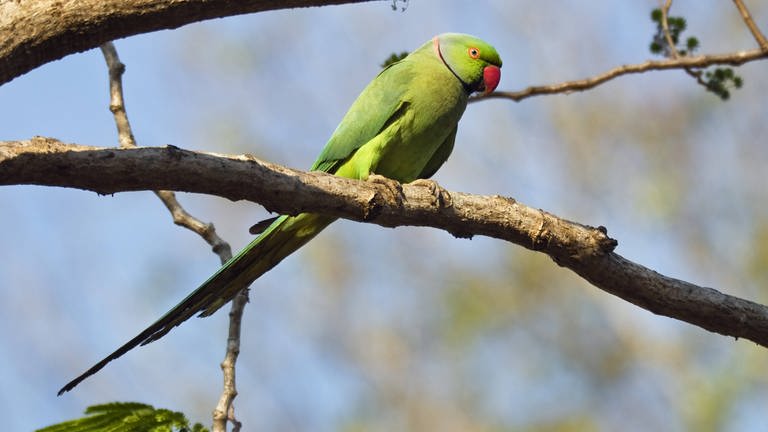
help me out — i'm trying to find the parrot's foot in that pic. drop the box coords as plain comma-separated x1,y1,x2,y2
409,179,452,207
367,174,404,203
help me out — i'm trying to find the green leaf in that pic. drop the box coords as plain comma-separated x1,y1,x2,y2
36,402,209,432
667,17,684,32
713,68,726,80
686,37,699,51
648,8,694,58
650,8,662,22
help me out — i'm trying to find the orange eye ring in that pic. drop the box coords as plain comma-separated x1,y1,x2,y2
468,47,480,59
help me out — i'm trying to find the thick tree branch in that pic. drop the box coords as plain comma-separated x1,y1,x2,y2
3,138,768,348
0,0,377,85
5,0,765,106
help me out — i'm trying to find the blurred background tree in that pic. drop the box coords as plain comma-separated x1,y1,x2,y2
1,1,767,431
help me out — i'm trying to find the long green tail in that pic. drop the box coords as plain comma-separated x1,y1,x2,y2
58,213,335,395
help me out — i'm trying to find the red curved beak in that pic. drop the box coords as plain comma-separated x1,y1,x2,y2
482,65,501,95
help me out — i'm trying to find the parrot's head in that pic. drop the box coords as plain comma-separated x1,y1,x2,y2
433,33,502,96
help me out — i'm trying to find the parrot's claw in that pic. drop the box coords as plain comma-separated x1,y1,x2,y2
409,178,452,207
367,174,404,203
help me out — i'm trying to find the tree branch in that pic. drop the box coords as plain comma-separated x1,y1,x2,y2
474,1,768,103
3,138,768,348
5,0,765,106
476,49,767,102
660,0,681,59
732,0,768,51
99,41,240,431
657,0,708,93
0,0,377,86
99,41,233,262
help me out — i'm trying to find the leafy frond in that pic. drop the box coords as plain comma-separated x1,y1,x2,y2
36,402,208,432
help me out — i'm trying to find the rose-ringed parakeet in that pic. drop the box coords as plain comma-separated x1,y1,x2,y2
59,33,502,394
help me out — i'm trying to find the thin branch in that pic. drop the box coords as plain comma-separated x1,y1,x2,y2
660,0,680,59
658,0,709,93
99,41,231,261
100,42,238,432
3,139,768,348
732,0,768,51
476,49,767,102
100,43,137,149
477,2,768,104
215,290,247,432
154,190,233,261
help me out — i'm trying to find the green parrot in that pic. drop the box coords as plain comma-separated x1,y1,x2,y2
59,32,502,394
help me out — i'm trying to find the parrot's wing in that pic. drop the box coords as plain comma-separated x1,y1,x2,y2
311,61,414,174
244,62,412,235
418,124,457,179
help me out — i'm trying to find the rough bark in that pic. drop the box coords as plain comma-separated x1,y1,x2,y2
3,137,768,347
0,0,376,85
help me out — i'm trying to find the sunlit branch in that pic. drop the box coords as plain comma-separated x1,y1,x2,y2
732,0,768,51
3,139,768,349
0,0,378,86
476,49,767,103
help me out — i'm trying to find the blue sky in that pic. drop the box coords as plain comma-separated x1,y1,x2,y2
2,1,768,431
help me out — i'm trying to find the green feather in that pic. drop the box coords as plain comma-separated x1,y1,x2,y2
59,33,502,394
310,60,413,175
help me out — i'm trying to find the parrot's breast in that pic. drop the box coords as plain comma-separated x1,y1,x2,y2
367,66,468,182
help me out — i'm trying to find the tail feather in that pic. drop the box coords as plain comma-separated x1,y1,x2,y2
58,213,335,395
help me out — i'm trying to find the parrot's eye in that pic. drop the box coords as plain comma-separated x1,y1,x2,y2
468,47,480,59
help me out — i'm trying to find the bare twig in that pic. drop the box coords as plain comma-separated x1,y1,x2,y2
660,0,680,59
100,43,137,149
476,49,767,102
657,1,710,91
3,139,768,349
214,290,247,432
154,190,233,260
99,43,231,257
732,0,768,51
99,43,238,432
